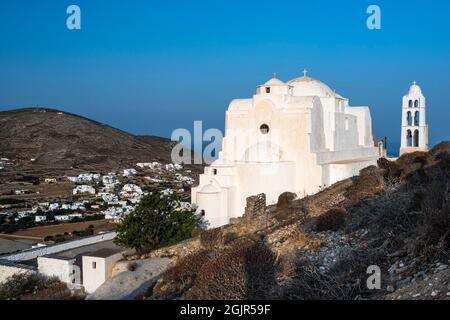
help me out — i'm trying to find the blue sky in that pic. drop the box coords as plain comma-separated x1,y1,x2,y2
0,0,449,150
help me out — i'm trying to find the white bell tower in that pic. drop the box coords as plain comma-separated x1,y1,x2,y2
399,81,429,156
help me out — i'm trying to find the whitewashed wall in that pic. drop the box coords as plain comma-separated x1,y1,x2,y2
0,232,117,262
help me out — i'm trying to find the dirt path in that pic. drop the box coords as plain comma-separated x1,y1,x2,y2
11,220,116,240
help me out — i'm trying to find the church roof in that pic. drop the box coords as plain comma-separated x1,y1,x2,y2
408,81,423,95
287,75,335,97
264,77,286,86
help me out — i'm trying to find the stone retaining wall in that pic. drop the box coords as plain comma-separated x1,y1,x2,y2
0,261,36,284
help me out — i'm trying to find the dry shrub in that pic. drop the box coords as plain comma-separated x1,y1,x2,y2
315,208,347,232
410,179,449,261
191,227,203,238
381,176,402,194
186,240,278,300
430,141,450,156
329,248,387,292
22,282,77,300
223,232,239,245
274,248,388,300
287,230,308,246
0,273,79,300
308,238,323,251
152,250,211,299
200,228,223,251
274,262,359,300
394,152,431,179
378,158,400,178
276,192,297,210
127,262,138,272
360,165,386,178
275,253,300,284
344,173,383,202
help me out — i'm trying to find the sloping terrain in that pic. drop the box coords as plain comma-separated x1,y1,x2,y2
0,108,176,169
132,141,450,300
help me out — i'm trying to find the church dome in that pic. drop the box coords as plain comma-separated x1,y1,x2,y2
288,73,334,97
408,81,422,95
264,77,286,86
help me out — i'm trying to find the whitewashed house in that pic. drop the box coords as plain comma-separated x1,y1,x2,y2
55,215,70,222
165,163,183,171
102,175,119,190
73,185,96,195
136,162,161,169
69,213,83,220
82,248,127,293
76,173,101,183
35,216,47,223
48,203,60,211
123,169,137,177
161,188,174,197
120,184,143,204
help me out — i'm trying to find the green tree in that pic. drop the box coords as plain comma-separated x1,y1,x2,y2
114,192,202,252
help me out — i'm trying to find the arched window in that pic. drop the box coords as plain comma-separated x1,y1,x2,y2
414,111,420,126
406,130,412,147
408,100,413,108
407,111,412,126
414,130,419,147
414,100,419,108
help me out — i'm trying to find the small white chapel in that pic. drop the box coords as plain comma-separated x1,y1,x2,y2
191,70,381,228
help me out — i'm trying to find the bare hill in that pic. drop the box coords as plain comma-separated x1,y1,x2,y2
0,108,177,169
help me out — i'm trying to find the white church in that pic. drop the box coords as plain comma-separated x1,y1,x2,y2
191,71,381,228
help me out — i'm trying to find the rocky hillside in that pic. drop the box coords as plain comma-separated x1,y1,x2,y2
0,108,177,169
123,142,449,300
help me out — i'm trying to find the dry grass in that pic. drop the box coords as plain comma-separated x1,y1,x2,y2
409,178,449,262
344,174,383,203
0,273,83,300
187,240,278,300
200,228,223,251
152,250,212,299
276,192,297,210
287,230,308,246
315,208,347,232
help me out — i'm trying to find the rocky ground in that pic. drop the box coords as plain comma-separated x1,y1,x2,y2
125,141,450,300
87,258,172,300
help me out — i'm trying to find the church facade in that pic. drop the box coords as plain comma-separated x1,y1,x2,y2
191,71,381,228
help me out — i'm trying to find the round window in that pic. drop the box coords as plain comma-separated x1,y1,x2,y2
260,124,269,134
